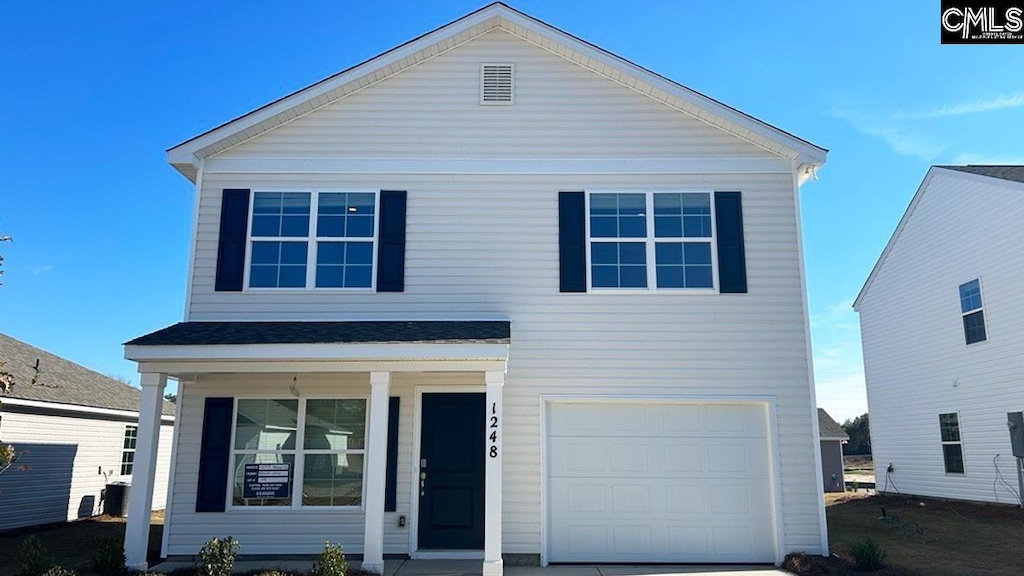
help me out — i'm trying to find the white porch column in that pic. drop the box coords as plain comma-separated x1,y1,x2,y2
483,370,505,576
124,372,166,570
362,371,391,574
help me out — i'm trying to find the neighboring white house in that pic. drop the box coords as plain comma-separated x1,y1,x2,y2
855,165,1024,504
0,332,174,531
817,408,848,493
121,3,830,572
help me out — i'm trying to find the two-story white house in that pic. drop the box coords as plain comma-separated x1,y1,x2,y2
122,3,829,572
855,165,1024,505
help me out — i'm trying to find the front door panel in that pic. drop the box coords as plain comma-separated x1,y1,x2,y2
418,393,485,550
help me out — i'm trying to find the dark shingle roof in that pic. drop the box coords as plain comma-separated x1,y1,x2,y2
818,408,848,440
0,333,175,416
126,321,511,346
939,165,1024,184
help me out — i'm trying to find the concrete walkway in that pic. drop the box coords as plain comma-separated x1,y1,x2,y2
149,559,787,576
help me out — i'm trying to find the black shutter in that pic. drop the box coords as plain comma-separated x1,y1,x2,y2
715,191,747,294
214,189,250,292
559,191,586,292
385,397,400,512
376,191,407,292
196,397,234,512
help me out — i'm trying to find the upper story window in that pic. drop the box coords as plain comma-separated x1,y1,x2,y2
248,191,378,290
587,191,715,290
939,412,965,474
958,279,986,345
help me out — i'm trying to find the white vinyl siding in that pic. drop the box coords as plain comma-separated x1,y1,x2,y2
217,30,774,161
859,169,1024,503
169,26,823,558
0,411,173,531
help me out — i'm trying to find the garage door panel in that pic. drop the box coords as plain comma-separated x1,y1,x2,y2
547,401,775,564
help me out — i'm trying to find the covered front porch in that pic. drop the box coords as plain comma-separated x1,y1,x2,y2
123,321,510,576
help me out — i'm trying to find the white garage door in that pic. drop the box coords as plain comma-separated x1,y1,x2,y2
547,401,776,564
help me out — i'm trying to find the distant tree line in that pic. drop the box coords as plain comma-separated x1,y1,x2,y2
842,413,871,455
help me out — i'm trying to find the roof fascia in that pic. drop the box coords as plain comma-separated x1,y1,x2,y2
167,3,826,181
166,4,506,177
1,397,176,422
854,167,940,311
854,166,1024,311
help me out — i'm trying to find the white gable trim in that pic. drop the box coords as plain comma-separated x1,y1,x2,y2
167,3,826,181
853,166,1024,311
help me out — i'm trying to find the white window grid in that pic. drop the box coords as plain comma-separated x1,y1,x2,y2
584,190,719,292
939,412,965,475
121,424,138,476
243,190,381,291
228,396,369,511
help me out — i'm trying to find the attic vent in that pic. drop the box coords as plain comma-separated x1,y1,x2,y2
480,63,514,105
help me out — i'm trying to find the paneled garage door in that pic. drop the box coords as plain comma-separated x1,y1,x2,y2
547,401,776,563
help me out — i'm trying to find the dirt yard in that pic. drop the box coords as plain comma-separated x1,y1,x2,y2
821,493,1024,576
0,512,163,576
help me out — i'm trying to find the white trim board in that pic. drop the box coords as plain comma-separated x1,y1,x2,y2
166,3,826,179
408,385,487,559
0,397,176,423
202,157,795,175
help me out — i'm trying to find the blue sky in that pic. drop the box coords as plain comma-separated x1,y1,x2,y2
1,1,1022,420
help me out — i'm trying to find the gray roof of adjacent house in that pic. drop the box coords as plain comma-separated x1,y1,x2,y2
937,165,1024,184
126,321,511,346
0,332,175,416
818,408,848,440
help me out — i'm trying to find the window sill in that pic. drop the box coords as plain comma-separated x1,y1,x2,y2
587,288,719,295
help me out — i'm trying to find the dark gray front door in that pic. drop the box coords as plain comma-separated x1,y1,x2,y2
418,393,485,549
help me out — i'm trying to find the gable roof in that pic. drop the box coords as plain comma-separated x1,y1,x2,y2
937,165,1024,184
854,165,1024,310
167,2,826,181
0,332,175,417
127,321,511,346
818,408,848,441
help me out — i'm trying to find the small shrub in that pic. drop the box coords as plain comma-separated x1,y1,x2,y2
17,535,52,576
311,541,346,576
93,536,127,576
849,537,887,571
40,568,76,576
197,536,240,576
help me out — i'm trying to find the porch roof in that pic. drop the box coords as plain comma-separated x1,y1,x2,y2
126,321,511,346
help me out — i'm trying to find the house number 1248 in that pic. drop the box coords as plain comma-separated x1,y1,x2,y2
488,402,499,458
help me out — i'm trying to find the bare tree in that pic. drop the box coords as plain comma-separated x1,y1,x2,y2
0,360,27,476
0,234,10,286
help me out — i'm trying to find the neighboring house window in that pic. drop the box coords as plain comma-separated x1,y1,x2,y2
959,279,986,344
232,398,367,507
939,413,965,474
248,191,377,289
121,425,138,475
588,191,714,290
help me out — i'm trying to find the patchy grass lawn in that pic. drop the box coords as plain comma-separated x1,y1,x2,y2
0,512,163,576
823,493,1024,576
844,454,874,475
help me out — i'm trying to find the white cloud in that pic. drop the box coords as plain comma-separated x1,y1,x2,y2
950,152,1024,165
892,92,1024,120
31,265,53,275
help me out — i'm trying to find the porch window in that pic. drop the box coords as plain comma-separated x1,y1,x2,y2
231,398,367,508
